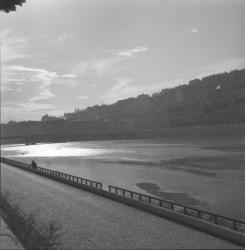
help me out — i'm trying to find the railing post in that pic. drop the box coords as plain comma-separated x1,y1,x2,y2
214,215,218,224
184,207,187,214
170,203,174,210
139,194,142,201
122,190,125,196
198,210,201,219
233,220,237,231
130,192,133,199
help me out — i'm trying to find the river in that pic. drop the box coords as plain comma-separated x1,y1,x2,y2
1,136,245,221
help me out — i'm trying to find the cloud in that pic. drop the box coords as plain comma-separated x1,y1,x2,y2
107,46,148,58
104,77,164,103
3,78,26,84
188,28,199,34
75,58,122,77
76,96,89,100
104,77,135,102
1,102,56,122
19,102,56,112
109,78,133,93
3,65,76,102
203,58,245,75
183,57,245,80
51,34,77,43
74,46,148,77
1,30,28,64
5,65,56,101
60,74,77,78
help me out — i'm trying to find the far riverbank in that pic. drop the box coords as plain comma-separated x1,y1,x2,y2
1,123,245,145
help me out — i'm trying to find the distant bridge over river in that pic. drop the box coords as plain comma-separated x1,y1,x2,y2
0,130,136,145
1,124,245,145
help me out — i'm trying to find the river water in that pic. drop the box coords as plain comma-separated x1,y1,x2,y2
1,136,245,220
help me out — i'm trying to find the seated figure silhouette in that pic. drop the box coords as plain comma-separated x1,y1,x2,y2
31,160,37,170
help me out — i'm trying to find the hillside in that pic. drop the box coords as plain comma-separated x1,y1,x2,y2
63,69,245,128
1,69,245,143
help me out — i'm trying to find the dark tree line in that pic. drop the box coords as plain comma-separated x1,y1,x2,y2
62,69,245,128
3,69,245,131
0,0,26,13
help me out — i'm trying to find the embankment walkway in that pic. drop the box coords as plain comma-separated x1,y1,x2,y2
1,161,242,249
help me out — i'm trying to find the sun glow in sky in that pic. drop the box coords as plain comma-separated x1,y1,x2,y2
1,0,244,122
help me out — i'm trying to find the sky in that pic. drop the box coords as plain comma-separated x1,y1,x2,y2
1,0,245,122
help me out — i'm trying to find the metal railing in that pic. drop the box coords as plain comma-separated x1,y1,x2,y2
108,185,245,233
1,157,102,190
1,157,245,233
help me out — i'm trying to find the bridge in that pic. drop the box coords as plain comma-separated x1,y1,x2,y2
0,130,136,145
1,124,245,145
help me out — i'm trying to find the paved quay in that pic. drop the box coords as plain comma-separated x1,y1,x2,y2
1,163,242,249
0,216,24,250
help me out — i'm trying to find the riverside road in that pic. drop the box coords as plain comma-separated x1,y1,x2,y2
1,163,241,249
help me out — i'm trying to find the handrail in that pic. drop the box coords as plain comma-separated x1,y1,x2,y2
1,157,245,233
0,157,102,190
108,185,245,232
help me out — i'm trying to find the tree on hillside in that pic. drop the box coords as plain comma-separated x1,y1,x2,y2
0,0,26,13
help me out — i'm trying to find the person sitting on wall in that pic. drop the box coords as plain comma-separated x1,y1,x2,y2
31,160,37,170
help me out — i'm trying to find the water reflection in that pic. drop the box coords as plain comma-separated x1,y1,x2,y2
1,143,106,157
2,139,245,220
